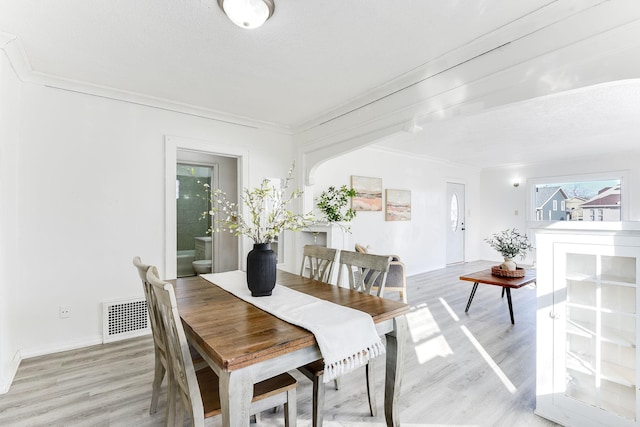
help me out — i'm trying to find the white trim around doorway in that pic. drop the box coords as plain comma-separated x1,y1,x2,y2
164,135,249,279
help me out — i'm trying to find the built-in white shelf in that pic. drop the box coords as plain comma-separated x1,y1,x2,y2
534,222,640,427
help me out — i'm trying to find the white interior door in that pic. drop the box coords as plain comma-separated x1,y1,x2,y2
446,182,465,265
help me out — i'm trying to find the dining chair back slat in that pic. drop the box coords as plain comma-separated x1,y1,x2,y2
299,245,338,284
337,250,393,296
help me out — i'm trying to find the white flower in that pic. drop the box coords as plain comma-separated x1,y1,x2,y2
485,228,532,260
202,162,314,244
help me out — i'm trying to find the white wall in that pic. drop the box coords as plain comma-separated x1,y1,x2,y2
1,74,294,387
309,143,640,276
0,50,21,392
478,153,640,265
310,147,482,276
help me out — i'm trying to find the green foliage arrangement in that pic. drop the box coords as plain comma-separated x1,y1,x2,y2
485,228,533,260
201,163,314,244
316,185,357,223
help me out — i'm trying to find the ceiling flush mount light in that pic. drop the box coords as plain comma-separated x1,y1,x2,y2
218,0,275,29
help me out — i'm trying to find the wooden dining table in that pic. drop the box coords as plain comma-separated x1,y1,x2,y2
170,269,410,427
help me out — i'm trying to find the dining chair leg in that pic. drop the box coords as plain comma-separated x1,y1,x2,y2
285,388,297,427
334,377,340,390
149,355,165,414
166,376,176,426
366,360,377,416
312,375,325,427
175,400,185,427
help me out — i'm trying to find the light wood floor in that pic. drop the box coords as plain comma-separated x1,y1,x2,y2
0,261,558,426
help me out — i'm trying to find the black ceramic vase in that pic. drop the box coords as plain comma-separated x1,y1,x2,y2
246,243,277,297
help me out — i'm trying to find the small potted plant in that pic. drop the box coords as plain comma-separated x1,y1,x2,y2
316,185,357,232
202,162,314,296
485,228,532,272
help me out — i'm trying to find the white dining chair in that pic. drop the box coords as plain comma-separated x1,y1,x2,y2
299,245,338,283
133,256,175,414
298,250,392,427
145,266,297,426
133,256,207,414
338,250,393,296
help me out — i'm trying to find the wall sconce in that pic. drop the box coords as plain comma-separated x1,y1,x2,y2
513,181,520,187
218,0,275,29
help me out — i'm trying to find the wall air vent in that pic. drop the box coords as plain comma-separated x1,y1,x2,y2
102,298,150,343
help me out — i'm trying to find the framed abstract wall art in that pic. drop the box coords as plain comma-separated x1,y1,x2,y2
385,189,411,221
351,176,383,211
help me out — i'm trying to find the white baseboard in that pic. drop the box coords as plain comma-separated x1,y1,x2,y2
0,349,22,395
1,333,146,393
19,335,103,360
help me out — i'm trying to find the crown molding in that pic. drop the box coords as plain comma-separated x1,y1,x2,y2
0,32,17,47
0,32,292,135
0,31,35,82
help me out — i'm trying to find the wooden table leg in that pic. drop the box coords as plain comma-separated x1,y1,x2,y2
465,282,479,313
505,288,514,324
219,369,253,427
385,315,407,427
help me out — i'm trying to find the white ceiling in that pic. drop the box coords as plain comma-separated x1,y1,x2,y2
375,80,640,169
1,0,640,168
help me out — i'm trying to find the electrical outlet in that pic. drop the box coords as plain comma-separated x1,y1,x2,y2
59,305,71,318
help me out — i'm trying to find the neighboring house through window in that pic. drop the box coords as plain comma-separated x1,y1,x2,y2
535,186,568,221
529,172,627,222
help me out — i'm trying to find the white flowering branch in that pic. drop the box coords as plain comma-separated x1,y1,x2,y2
485,228,532,260
201,162,314,244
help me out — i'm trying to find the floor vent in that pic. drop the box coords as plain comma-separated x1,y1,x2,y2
102,298,150,343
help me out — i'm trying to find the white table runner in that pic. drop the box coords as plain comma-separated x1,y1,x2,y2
201,270,385,382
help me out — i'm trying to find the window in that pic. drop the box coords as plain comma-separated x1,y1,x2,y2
450,194,459,232
531,173,626,222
